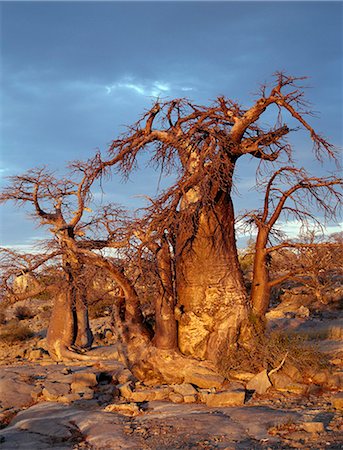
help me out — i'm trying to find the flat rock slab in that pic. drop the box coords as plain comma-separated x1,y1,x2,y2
0,400,308,449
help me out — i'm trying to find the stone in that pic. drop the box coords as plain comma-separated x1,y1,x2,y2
169,392,184,403
206,389,245,407
297,305,310,317
183,394,197,403
130,390,156,402
104,402,141,416
312,370,329,385
118,381,134,398
302,422,325,433
246,370,271,395
184,371,224,389
172,383,197,396
270,372,294,389
327,373,343,389
151,386,171,400
72,371,97,387
70,383,94,396
42,381,70,401
117,369,136,384
28,349,45,360
197,389,212,403
275,382,308,395
282,364,303,383
332,392,343,410
229,371,255,382
0,377,34,409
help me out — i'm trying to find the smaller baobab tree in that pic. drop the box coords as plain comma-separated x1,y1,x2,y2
274,231,343,307
0,155,149,360
240,166,342,322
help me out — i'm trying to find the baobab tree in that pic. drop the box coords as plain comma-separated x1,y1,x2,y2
0,155,149,360
101,73,337,363
1,73,339,369
240,166,342,320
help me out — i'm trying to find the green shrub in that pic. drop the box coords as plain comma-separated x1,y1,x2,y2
0,323,34,344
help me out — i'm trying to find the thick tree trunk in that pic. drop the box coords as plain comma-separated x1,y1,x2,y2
175,191,252,364
153,238,178,350
250,231,271,319
61,247,93,350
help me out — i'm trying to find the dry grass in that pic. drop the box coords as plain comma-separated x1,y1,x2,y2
0,322,34,344
217,330,328,376
14,305,35,320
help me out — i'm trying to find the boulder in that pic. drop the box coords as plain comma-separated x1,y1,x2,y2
302,422,325,433
171,383,197,396
118,381,134,398
169,392,184,403
130,389,156,402
332,392,343,410
246,370,271,395
42,382,70,401
184,370,224,389
72,371,97,387
206,389,245,407
104,402,141,416
0,377,35,409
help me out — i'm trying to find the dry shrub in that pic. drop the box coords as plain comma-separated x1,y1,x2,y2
89,296,114,319
0,322,34,344
14,305,35,320
0,310,6,325
218,330,328,376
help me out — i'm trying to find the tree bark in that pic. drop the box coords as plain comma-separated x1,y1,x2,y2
175,191,252,364
153,237,178,350
250,230,271,319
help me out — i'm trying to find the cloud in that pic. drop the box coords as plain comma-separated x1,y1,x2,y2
105,77,170,97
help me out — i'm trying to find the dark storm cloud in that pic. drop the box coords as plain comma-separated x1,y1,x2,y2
1,1,342,246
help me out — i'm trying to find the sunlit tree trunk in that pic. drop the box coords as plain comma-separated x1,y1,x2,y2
153,237,178,350
250,229,271,320
176,190,252,364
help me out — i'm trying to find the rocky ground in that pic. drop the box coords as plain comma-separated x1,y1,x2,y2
0,299,342,449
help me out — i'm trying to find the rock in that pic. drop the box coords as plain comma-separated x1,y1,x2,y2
206,389,245,407
297,305,310,317
312,370,329,385
117,369,136,384
246,370,271,395
197,389,212,403
302,422,325,433
281,364,303,383
72,371,97,387
172,383,197,396
104,402,141,416
118,381,134,398
151,386,171,400
42,381,70,401
183,394,197,403
169,392,184,403
70,383,94,399
332,392,343,410
130,389,156,402
229,371,255,382
275,382,308,395
270,372,293,389
327,373,343,389
0,377,35,409
28,348,45,360
184,371,224,389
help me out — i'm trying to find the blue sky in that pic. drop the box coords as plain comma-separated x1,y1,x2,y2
1,1,342,249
